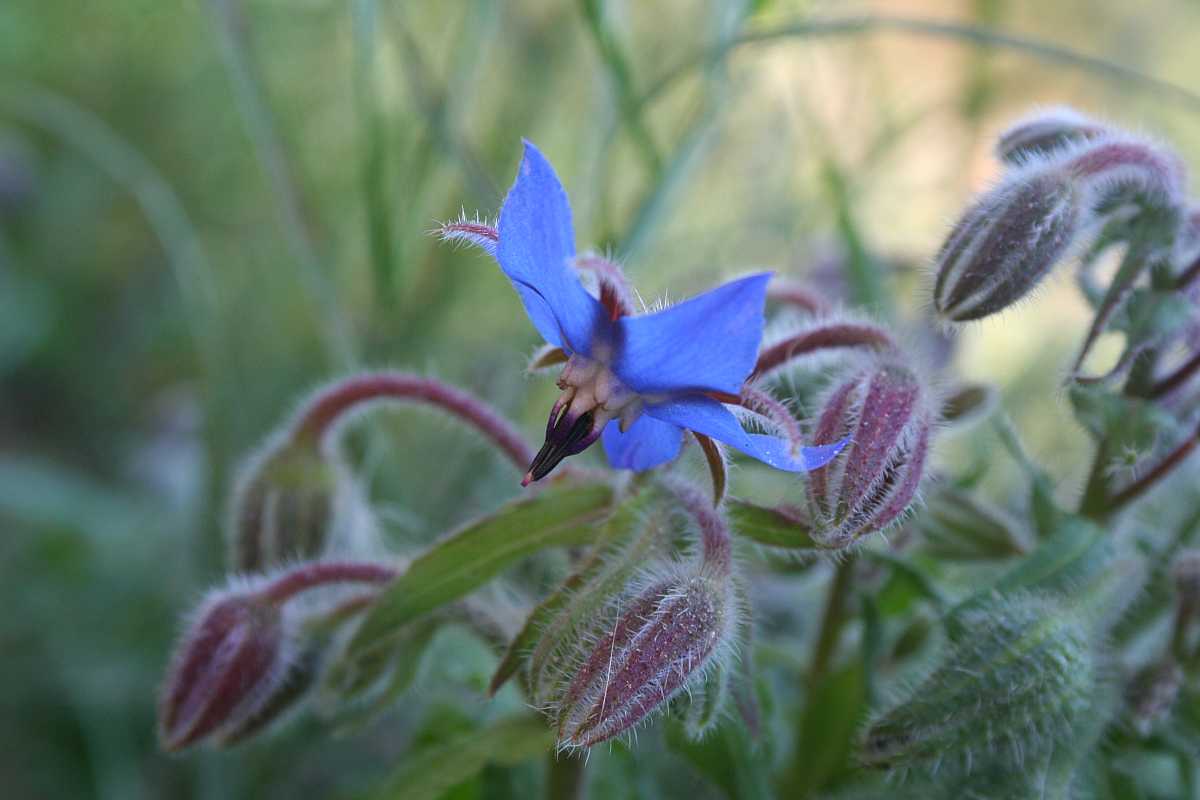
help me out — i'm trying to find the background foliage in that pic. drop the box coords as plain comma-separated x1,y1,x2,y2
4,1,1200,798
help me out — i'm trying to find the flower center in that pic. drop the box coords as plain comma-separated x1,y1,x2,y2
522,355,643,485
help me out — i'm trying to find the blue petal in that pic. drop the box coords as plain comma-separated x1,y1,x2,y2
601,415,683,472
644,396,849,472
497,142,608,354
611,273,771,395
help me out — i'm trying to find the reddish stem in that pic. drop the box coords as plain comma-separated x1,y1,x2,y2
258,560,398,605
574,254,634,319
1177,255,1200,290
766,280,831,315
662,478,732,574
752,323,895,380
741,386,804,454
292,372,534,470
1150,351,1200,399
1108,424,1200,512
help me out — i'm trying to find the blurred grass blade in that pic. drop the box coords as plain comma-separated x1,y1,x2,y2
346,483,615,662
363,714,554,800
353,0,399,309
635,16,1200,122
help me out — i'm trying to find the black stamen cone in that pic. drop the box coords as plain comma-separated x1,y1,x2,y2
525,410,596,483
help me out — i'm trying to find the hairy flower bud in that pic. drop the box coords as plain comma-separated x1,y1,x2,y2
861,591,1099,778
807,358,935,547
995,106,1106,165
230,435,340,572
551,565,737,748
934,165,1086,322
158,589,294,752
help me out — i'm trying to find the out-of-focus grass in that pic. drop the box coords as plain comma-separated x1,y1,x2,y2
3,0,1200,796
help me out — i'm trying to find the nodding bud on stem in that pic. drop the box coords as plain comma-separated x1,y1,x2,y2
807,357,935,547
231,435,339,572
995,106,1106,164
158,561,396,751
933,166,1085,323
544,481,737,748
158,589,293,752
553,566,737,748
861,591,1098,778
936,129,1186,324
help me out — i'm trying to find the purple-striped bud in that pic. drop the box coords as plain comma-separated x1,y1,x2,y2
230,435,339,572
934,164,1086,322
807,357,935,547
158,588,294,752
552,566,736,748
995,106,1106,165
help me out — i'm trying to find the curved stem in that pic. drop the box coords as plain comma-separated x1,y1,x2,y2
767,279,832,315
662,478,732,575
292,372,534,470
752,323,894,380
741,386,805,453
1107,424,1200,513
259,560,398,605
1149,351,1200,400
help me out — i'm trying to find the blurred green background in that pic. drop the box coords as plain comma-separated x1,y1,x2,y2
3,1,1200,797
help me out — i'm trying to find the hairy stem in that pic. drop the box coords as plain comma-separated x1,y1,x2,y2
292,372,534,470
752,323,895,380
259,560,398,605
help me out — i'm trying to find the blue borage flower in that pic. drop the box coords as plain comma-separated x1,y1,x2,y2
449,141,847,485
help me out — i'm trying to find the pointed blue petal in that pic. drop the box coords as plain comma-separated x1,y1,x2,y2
497,141,608,354
644,396,849,472
601,415,683,472
611,273,771,395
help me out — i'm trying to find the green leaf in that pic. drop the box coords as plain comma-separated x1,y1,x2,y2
727,499,821,549
362,715,553,800
346,482,615,663
783,663,868,796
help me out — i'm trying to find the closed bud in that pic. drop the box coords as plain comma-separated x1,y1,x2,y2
550,564,737,748
807,357,935,547
995,106,1106,165
861,591,1098,778
230,434,339,572
158,587,295,752
934,165,1085,322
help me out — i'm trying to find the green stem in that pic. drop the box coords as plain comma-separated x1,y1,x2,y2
808,556,856,694
546,752,586,800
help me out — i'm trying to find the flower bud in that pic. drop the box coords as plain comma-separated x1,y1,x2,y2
551,565,737,748
158,588,294,752
995,106,1106,165
230,435,339,572
807,358,935,547
861,591,1098,778
934,165,1086,322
